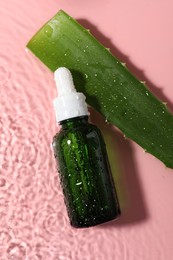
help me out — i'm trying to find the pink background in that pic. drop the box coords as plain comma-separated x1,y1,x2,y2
1,0,173,259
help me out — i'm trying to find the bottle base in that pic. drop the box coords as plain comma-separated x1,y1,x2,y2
70,210,121,228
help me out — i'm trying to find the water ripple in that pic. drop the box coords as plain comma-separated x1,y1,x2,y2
0,63,10,86
0,177,6,187
6,240,28,260
0,0,126,259
43,211,67,235
0,229,12,246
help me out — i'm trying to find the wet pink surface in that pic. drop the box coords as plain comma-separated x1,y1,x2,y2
1,0,173,259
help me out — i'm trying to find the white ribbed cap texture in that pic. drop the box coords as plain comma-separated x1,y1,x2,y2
53,67,89,122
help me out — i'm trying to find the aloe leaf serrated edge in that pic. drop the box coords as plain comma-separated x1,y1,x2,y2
27,10,173,169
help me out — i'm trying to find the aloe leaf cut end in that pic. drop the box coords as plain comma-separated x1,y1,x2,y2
27,10,173,169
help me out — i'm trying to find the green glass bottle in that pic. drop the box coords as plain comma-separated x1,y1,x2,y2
52,67,120,228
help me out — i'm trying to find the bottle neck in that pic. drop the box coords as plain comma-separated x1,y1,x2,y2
60,116,89,130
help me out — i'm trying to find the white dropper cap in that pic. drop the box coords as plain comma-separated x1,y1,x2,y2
53,67,89,122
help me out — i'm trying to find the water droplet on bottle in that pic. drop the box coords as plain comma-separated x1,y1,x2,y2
76,182,82,185
67,140,71,145
85,74,88,79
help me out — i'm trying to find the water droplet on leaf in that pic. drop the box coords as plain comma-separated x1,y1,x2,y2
44,25,53,37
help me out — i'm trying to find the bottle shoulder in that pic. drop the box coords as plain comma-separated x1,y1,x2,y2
52,122,106,158
53,122,103,142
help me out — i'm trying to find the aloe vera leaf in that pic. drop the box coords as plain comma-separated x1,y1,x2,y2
27,10,173,168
